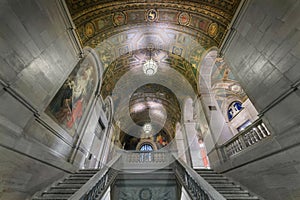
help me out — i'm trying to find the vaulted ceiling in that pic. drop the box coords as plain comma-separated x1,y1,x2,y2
65,0,241,141
66,0,241,74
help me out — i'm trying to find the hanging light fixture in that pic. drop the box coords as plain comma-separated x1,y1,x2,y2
143,48,158,76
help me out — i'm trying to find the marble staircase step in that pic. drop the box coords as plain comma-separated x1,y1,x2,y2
225,197,259,200
195,169,259,200
41,194,72,198
32,197,69,200
63,179,88,184
219,190,249,194
70,174,95,177
43,188,77,194
53,183,84,188
206,179,235,184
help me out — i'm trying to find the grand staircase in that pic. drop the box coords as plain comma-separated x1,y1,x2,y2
32,153,261,200
196,169,259,200
32,169,100,200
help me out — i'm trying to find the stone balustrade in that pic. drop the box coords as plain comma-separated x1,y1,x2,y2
223,118,271,157
119,150,175,170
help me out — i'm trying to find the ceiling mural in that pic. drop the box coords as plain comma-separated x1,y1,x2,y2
211,58,247,111
93,28,208,76
100,48,198,99
66,0,241,73
65,0,242,146
66,0,238,43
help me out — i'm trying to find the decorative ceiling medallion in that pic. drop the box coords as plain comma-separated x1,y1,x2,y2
139,188,152,200
84,22,95,38
146,9,158,22
208,22,219,37
113,12,127,26
178,12,190,26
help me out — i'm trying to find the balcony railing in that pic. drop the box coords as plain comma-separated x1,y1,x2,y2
119,150,175,170
223,118,271,158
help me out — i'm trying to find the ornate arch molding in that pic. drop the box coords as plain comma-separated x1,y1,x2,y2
82,47,104,95
198,48,219,94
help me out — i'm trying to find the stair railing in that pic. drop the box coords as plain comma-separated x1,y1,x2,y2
173,156,226,200
69,154,121,200
221,118,271,158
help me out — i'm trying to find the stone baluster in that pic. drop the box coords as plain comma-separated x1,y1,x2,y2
253,127,262,140
252,129,259,143
262,123,271,136
257,124,266,138
239,134,247,150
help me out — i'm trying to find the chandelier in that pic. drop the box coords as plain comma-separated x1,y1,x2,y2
143,49,157,76
143,59,157,76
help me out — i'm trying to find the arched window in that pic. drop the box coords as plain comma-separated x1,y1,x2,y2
228,101,243,121
139,143,153,162
140,143,153,151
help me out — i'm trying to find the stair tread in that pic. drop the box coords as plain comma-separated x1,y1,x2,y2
44,189,77,194
78,169,99,172
32,198,68,200
219,190,249,194
225,197,259,200
67,177,91,180
53,184,83,189
200,174,224,177
223,193,251,197
71,174,95,177
200,175,228,180
211,183,238,187
42,194,73,197
196,171,217,174
63,180,88,184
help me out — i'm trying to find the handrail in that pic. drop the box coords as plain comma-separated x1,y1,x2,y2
222,118,271,157
69,154,121,200
173,155,226,200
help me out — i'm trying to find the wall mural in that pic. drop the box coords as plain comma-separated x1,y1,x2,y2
46,56,97,136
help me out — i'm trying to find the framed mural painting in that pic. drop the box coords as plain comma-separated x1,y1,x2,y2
45,55,97,136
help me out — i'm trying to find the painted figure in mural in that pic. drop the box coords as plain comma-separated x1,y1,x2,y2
156,133,168,149
66,65,94,128
46,58,96,136
56,77,74,123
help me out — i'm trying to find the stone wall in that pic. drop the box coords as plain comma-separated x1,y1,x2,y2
221,0,300,199
0,0,107,199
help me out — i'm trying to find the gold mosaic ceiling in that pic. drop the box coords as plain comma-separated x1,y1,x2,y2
66,0,241,74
